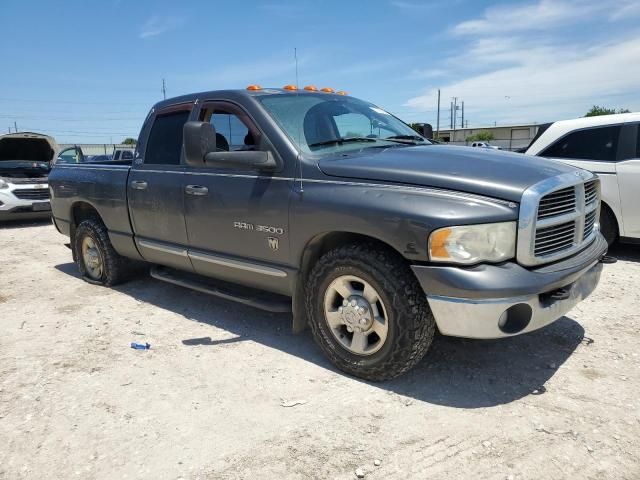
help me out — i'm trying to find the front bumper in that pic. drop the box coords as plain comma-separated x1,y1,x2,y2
0,181,50,220
412,233,607,339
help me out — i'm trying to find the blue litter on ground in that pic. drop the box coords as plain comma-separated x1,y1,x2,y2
130,342,151,350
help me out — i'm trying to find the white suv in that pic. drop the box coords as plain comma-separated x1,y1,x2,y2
0,132,58,221
526,113,640,245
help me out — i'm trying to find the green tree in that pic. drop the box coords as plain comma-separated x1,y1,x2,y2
585,106,631,117
122,137,137,145
466,131,495,142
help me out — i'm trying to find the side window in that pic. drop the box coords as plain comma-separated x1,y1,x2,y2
114,151,121,160
202,104,261,152
541,125,622,162
145,110,190,165
121,150,133,160
636,124,640,158
57,147,79,163
210,113,251,151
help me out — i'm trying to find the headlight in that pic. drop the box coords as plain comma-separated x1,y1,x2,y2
428,221,516,264
0,178,9,189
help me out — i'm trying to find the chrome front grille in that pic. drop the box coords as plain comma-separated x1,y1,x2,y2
517,172,601,266
584,180,597,208
537,186,576,219
535,221,576,256
584,210,597,238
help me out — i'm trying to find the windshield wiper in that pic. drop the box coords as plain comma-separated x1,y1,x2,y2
384,135,425,144
308,137,377,148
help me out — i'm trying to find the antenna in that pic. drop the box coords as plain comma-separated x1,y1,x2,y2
294,48,299,89
162,78,167,100
294,47,304,194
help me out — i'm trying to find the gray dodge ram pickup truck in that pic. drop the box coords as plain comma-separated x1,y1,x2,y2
49,86,609,380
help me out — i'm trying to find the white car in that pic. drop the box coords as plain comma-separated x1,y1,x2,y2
526,112,640,245
0,132,58,221
470,141,499,149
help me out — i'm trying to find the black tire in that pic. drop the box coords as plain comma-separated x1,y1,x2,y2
599,205,618,247
306,243,436,381
74,219,131,286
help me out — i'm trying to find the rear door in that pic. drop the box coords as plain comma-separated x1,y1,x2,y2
128,104,193,271
182,100,293,294
616,123,640,238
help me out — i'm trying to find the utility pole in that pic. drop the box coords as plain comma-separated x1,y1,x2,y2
14,121,18,133
436,89,440,139
450,101,453,129
452,97,458,140
461,101,464,131
7,127,10,133
162,78,167,100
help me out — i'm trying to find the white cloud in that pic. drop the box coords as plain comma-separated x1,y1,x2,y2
452,0,637,36
139,15,186,39
404,0,640,125
406,36,640,124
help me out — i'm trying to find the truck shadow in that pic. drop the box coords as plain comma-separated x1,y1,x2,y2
609,243,640,263
55,262,587,409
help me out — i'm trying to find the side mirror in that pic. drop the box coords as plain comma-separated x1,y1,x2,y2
204,150,277,171
183,121,217,168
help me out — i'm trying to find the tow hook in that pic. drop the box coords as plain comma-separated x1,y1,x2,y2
600,255,617,264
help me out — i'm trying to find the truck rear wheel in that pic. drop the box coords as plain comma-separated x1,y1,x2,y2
306,243,435,381
74,219,130,286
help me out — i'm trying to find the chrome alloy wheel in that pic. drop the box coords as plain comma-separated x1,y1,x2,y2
81,236,103,280
323,275,389,356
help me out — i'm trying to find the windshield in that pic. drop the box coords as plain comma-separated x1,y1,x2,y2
259,93,429,155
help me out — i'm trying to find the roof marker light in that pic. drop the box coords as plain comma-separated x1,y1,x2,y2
320,87,335,93
303,85,318,91
337,90,348,96
283,84,298,91
246,84,262,91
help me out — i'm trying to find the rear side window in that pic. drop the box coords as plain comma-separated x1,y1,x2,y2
145,110,190,165
541,125,621,162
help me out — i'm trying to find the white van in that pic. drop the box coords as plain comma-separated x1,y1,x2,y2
526,113,640,245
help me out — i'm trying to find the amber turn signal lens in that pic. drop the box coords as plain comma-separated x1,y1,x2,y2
303,85,318,91
320,87,335,93
246,84,262,91
429,228,452,259
283,84,298,90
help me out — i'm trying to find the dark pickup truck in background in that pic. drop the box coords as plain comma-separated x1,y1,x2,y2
49,87,609,380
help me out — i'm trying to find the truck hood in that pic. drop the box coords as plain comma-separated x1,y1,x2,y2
317,144,579,202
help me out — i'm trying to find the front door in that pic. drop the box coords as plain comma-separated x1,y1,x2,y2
182,101,293,294
128,105,193,271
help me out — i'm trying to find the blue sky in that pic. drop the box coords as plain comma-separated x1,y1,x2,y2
1,0,639,143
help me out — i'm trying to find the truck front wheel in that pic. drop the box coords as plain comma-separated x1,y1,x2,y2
306,243,435,381
74,219,130,286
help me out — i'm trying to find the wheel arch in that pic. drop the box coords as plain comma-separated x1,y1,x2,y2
68,202,104,257
291,230,408,334
600,200,621,242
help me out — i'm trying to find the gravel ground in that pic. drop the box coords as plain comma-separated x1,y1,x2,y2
1,220,639,480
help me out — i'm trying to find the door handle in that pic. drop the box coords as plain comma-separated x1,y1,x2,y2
185,185,209,196
130,180,148,190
